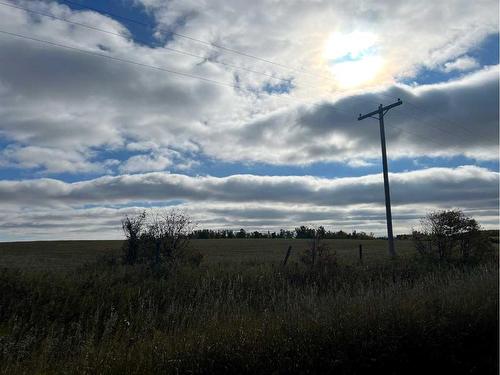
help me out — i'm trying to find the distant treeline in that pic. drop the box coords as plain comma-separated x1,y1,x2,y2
396,229,499,242
190,226,376,240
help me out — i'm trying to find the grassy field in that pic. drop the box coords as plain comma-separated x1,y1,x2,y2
0,238,415,270
0,238,498,374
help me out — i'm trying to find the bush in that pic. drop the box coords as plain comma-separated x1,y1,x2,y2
121,211,146,264
300,228,337,271
121,209,196,266
412,209,494,262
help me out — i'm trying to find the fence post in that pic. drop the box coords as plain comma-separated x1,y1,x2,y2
282,245,292,266
359,244,363,264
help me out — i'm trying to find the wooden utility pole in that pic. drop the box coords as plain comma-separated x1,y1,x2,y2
358,99,403,257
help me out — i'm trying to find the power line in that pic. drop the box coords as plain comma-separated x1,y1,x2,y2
0,21,480,156
0,1,301,88
0,28,354,118
402,105,474,143
0,0,354,106
0,29,244,90
405,100,477,137
39,0,492,142
7,0,478,146
59,0,328,80
0,29,469,151
0,30,481,175
384,122,468,152
374,90,477,138
358,90,479,148
352,95,474,154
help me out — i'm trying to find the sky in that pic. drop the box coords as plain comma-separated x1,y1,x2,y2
0,0,498,240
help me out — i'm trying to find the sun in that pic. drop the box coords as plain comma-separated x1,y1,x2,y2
323,31,384,88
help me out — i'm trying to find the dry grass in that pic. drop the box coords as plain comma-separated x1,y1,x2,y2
0,239,497,374
0,238,415,270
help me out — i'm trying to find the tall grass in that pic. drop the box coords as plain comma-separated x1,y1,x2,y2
0,255,498,374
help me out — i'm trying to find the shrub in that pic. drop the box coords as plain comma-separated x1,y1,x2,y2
412,209,493,262
300,227,337,270
120,209,196,266
121,211,146,264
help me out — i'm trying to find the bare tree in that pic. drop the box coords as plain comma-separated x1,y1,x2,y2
145,209,195,264
300,226,335,268
121,211,146,264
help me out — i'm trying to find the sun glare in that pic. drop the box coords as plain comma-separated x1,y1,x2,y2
323,31,383,88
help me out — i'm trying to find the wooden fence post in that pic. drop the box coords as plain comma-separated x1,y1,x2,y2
359,244,363,264
282,245,292,266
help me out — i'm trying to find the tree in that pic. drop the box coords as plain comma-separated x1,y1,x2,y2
295,225,316,239
413,209,489,261
121,209,195,265
236,229,247,238
146,209,194,264
300,225,336,269
121,211,146,264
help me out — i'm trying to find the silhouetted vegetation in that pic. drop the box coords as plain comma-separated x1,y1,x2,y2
121,209,199,266
190,226,375,240
0,256,497,374
412,209,494,262
0,211,497,374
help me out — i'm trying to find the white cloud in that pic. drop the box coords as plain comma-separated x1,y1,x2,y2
346,159,375,168
0,1,498,239
0,166,497,239
140,0,498,80
443,56,480,73
119,151,173,173
0,1,497,174
0,145,108,174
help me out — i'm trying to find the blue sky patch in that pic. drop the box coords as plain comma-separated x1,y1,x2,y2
400,32,499,85
262,79,294,94
57,0,160,47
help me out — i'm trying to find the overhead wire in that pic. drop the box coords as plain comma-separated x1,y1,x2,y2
0,28,354,119
0,1,296,86
372,90,478,138
0,1,483,155
0,0,357,108
58,0,484,144
355,88,480,152
58,0,332,80
0,29,466,152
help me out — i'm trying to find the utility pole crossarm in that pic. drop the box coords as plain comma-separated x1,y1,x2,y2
357,98,403,258
358,99,402,121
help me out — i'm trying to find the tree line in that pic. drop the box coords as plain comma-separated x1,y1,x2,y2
121,208,495,266
190,226,376,240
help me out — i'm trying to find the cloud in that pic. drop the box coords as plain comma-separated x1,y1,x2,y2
443,56,480,73
0,165,497,240
119,150,174,173
0,1,498,239
346,159,375,168
0,1,497,174
0,145,115,174
203,67,499,164
140,0,498,80
0,165,496,207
